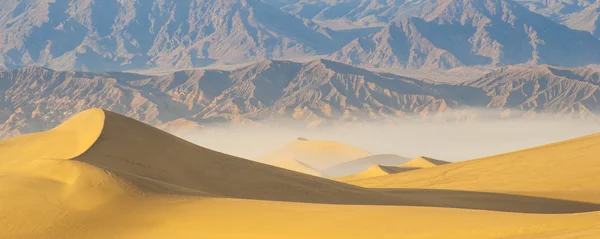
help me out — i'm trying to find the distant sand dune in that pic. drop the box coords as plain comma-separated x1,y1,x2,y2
321,154,411,177
336,165,419,182
337,156,450,182
256,137,372,170
352,134,600,203
399,156,450,168
2,109,600,239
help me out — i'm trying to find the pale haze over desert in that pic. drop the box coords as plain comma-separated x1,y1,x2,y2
180,115,600,161
2,0,600,238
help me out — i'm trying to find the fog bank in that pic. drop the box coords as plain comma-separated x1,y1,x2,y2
173,118,600,162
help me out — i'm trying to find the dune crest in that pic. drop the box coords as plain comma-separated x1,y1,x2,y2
0,108,104,167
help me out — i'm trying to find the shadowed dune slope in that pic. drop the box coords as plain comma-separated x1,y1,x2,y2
256,137,373,170
71,110,397,204
352,133,600,203
322,154,411,177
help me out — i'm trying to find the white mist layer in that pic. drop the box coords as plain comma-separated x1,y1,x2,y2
173,117,600,162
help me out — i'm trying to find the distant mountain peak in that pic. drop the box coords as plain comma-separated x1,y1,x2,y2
331,0,600,70
0,0,337,71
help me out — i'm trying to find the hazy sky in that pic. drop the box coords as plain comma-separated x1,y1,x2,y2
175,116,600,162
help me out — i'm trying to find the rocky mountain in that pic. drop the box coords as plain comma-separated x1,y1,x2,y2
262,0,436,28
330,0,600,70
463,64,600,117
0,0,338,71
2,59,600,138
0,59,479,137
516,0,600,38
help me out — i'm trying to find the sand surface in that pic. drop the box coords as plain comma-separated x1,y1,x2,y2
1,109,600,239
352,133,600,203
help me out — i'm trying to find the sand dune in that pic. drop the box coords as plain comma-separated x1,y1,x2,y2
2,109,600,239
399,156,450,168
337,165,418,182
352,134,600,203
257,137,372,170
69,110,398,204
336,156,449,182
271,158,322,176
321,154,411,177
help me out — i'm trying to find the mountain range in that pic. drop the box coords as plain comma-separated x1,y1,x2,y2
1,0,600,71
330,0,600,69
517,0,600,38
0,0,340,71
2,59,600,138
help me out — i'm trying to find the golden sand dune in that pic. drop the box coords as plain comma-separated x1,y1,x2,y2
352,134,600,203
2,109,600,239
336,165,417,181
336,156,449,182
399,156,450,168
271,158,322,176
67,110,400,204
321,154,411,177
257,137,372,170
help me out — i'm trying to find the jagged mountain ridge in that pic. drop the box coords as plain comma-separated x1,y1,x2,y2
0,59,476,137
516,0,600,38
1,59,600,138
330,0,600,69
262,0,436,28
463,64,600,116
2,0,600,72
0,0,338,71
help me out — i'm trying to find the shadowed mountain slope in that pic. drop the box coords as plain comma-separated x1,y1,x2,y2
0,0,337,71
331,0,600,69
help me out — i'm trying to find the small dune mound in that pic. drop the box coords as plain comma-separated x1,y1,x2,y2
322,154,411,177
256,138,372,170
336,165,419,182
399,156,450,169
271,158,322,177
334,156,448,182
